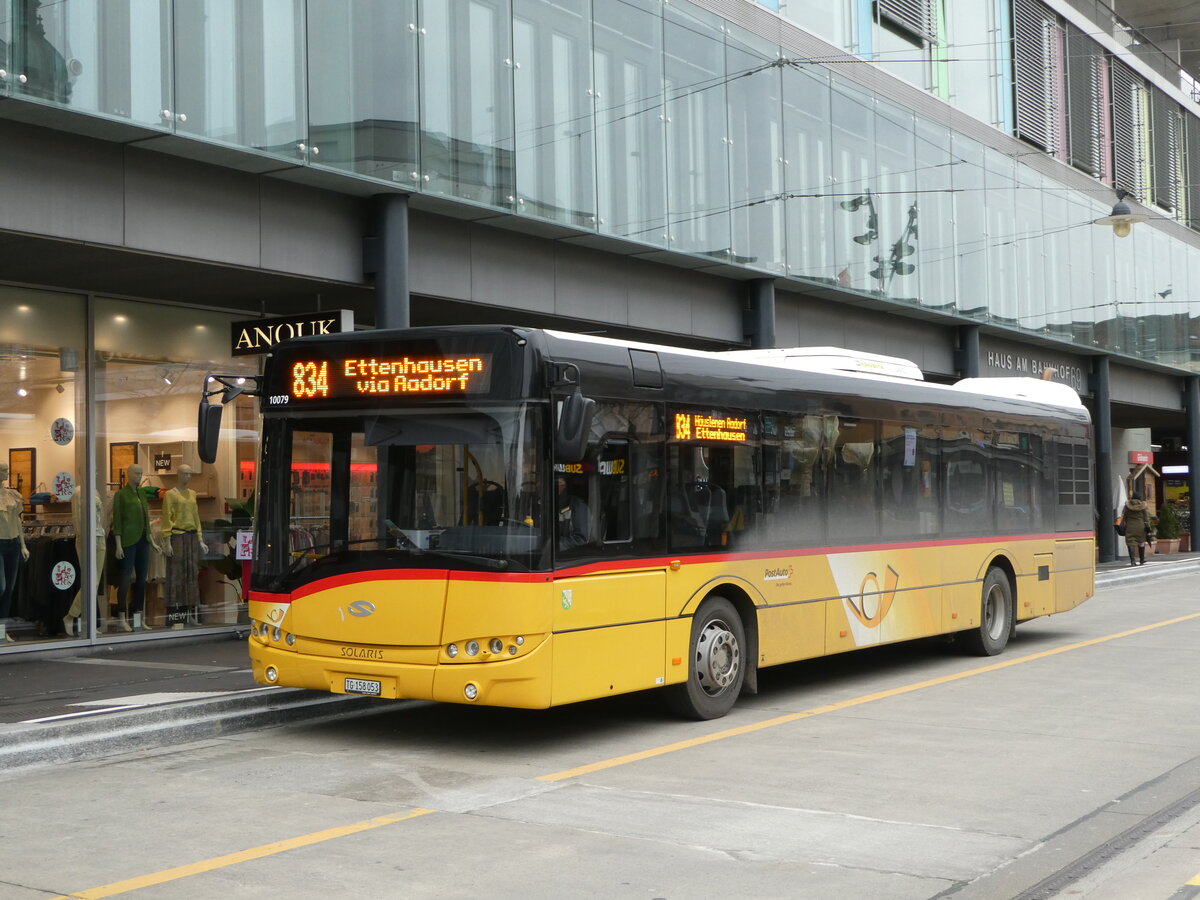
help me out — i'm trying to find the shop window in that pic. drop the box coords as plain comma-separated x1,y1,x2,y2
0,287,87,646
94,297,259,637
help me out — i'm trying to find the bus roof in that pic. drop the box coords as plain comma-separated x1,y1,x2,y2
949,377,1086,410
716,347,925,381
542,328,1087,419
269,325,1089,424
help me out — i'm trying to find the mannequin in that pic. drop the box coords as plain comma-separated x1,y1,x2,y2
112,463,152,631
0,462,31,642
161,464,206,628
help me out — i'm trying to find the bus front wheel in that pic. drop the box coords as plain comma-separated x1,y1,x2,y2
960,567,1013,656
666,596,745,720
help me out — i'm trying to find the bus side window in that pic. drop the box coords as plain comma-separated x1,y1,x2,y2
828,416,880,541
994,430,1032,535
598,440,631,543
880,421,939,537
768,413,829,548
944,427,992,534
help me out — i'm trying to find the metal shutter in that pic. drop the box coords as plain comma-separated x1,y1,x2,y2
1012,0,1058,152
1149,91,1179,212
1065,24,1103,177
1185,115,1200,229
1111,60,1145,199
877,0,936,43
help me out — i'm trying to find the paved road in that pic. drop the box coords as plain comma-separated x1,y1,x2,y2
2,564,1199,898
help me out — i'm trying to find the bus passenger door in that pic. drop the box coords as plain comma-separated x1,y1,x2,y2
550,417,670,705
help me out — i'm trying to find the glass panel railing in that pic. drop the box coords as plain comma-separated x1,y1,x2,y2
172,0,306,160
306,0,420,184
7,0,172,129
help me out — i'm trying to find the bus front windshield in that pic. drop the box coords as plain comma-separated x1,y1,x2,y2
255,404,548,588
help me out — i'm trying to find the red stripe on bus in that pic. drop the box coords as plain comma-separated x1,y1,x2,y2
550,531,1094,577
246,531,1093,603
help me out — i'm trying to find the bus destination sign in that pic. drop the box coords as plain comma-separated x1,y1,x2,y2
673,411,748,443
277,353,494,404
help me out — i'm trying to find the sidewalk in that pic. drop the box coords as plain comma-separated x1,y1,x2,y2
1,552,1197,773
0,634,395,772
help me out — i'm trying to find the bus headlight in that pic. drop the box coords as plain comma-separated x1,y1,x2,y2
466,640,479,657
286,633,296,646
464,683,478,700
265,666,278,683
446,643,459,658
489,638,504,654
272,627,282,642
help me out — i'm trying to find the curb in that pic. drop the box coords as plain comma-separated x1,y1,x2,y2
1096,557,1200,587
0,687,408,774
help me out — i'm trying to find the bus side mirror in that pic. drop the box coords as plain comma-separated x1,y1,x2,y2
198,397,223,465
556,392,595,463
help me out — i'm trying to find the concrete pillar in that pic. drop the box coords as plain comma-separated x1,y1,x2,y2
368,193,411,329
955,324,980,378
743,279,776,349
1093,356,1115,563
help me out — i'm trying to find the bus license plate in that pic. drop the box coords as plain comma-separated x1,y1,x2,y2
344,677,381,696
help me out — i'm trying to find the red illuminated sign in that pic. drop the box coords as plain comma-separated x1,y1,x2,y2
1129,450,1154,465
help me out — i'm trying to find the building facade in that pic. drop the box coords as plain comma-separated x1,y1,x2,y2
0,0,1197,653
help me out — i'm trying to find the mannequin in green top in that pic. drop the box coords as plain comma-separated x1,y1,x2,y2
112,463,151,631
162,464,207,627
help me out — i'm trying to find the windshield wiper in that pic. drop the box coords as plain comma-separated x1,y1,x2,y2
390,546,510,571
273,533,509,588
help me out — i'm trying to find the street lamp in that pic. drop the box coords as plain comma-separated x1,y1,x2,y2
1093,189,1149,238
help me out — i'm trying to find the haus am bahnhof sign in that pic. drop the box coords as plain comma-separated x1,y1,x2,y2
230,310,354,356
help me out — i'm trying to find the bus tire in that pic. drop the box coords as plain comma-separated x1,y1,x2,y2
960,567,1013,656
666,596,745,720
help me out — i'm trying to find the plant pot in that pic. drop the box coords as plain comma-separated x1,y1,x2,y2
1157,538,1179,554
1179,533,1191,553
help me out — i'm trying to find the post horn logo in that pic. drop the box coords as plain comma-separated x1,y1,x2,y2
845,565,899,628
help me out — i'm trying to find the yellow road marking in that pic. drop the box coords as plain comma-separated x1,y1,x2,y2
538,611,1200,782
56,610,1200,897
54,809,434,899
1188,871,1200,886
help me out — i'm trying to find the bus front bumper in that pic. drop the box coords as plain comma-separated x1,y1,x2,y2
248,639,555,709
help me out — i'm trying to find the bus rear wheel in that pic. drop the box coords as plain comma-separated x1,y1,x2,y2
960,567,1013,656
666,596,745,720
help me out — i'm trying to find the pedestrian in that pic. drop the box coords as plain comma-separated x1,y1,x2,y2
1120,492,1153,566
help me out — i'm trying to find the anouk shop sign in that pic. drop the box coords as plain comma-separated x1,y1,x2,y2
230,310,354,356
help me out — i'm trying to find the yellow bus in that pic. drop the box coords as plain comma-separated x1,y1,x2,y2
200,325,1094,719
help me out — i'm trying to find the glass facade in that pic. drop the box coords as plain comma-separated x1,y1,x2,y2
0,287,259,646
0,0,1199,368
